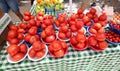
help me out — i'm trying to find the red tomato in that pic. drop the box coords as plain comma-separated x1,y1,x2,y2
9,38,19,45
41,42,45,49
69,21,76,26
38,12,44,16
95,33,106,41
30,15,35,19
10,25,18,31
19,44,27,53
77,28,85,34
70,14,77,21
7,44,19,56
24,34,31,42
76,33,86,43
76,42,85,49
24,16,31,21
99,14,107,21
29,35,39,44
12,53,24,61
28,26,37,35
98,41,108,50
19,22,27,29
54,49,64,58
90,8,96,14
41,31,46,39
61,41,67,49
79,14,84,18
85,21,92,26
27,23,32,29
32,41,43,51
49,44,54,52
24,11,31,16
60,25,68,33
18,28,26,33
55,21,60,27
70,36,78,45
36,21,41,27
8,30,18,38
36,15,43,21
66,31,72,38
93,23,102,30
35,50,45,59
58,17,64,23
29,19,36,26
18,33,24,40
98,27,105,33
77,8,83,14
86,13,93,19
41,24,47,29
76,20,84,29
45,28,52,36
29,48,36,58
70,25,77,32
88,36,97,47
89,28,97,34
93,17,99,23
51,40,62,51
58,32,66,40
82,16,90,24
44,19,51,26
46,35,56,43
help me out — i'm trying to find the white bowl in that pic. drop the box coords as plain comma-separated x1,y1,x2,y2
28,45,48,61
7,44,28,63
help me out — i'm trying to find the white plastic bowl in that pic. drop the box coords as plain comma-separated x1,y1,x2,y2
7,44,28,63
28,45,48,61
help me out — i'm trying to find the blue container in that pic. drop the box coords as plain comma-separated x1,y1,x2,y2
106,39,120,45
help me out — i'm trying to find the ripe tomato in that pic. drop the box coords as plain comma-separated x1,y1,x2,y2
76,20,84,29
93,23,102,30
18,28,26,33
29,19,36,26
28,26,37,35
35,50,45,59
55,21,60,27
18,33,24,40
19,44,27,53
7,44,19,56
71,14,77,21
88,36,97,47
24,11,31,16
8,30,18,38
29,35,39,44
24,16,30,21
98,41,108,50
66,31,72,38
77,28,85,34
36,21,41,27
19,22,27,29
76,33,86,43
90,8,96,14
46,35,56,43
79,14,84,18
60,25,68,33
95,33,106,41
30,15,35,19
82,16,90,24
45,28,52,36
58,17,64,23
24,34,31,42
86,13,93,19
89,28,97,34
58,32,66,40
41,31,46,39
70,36,78,45
77,8,83,14
38,11,44,16
61,41,67,49
9,38,19,45
27,23,32,29
69,21,76,26
51,40,62,51
93,17,98,23
41,24,47,29
12,53,24,61
36,15,43,21
29,48,36,58
32,41,43,51
99,14,107,21
44,19,51,26
76,42,85,49
54,49,64,58
98,27,105,33
70,25,77,32
10,25,18,31
85,21,92,26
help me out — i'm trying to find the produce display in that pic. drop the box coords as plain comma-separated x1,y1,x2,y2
5,6,120,63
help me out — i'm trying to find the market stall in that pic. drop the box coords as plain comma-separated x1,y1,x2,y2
0,0,120,71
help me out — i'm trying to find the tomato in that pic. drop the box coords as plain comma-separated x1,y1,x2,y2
28,26,37,35
24,11,31,16
79,14,84,18
7,44,19,56
10,25,18,31
98,41,108,50
55,21,60,27
30,15,35,19
76,33,86,43
61,41,67,49
35,50,45,59
86,13,93,19
77,28,85,34
89,28,97,34
46,35,56,43
36,15,43,21
51,40,62,51
24,34,31,42
12,53,24,61
76,42,85,49
29,19,36,26
88,36,97,47
41,31,46,39
18,28,26,33
48,15,53,19
82,16,90,24
66,31,72,38
93,17,98,23
70,14,77,21
90,8,96,14
60,25,68,33
85,21,92,26
44,19,51,26
29,48,36,58
54,49,64,58
49,44,54,52
41,43,45,49
70,36,78,45
93,23,102,30
95,33,106,41
45,28,52,36
9,38,19,45
77,8,83,14
19,22,27,29
32,41,43,51
19,44,27,53
58,17,64,23
29,35,39,44
36,21,41,27
24,16,30,21
98,27,105,33
18,33,24,40
38,11,44,16
70,25,77,32
69,21,75,26
76,20,84,29
99,13,107,21
58,32,66,39
41,24,47,29
8,30,18,38
27,23,32,29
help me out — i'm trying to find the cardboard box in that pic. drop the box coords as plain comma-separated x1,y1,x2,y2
0,9,12,51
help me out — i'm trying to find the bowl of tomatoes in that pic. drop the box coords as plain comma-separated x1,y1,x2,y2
28,41,48,61
7,43,28,63
48,40,68,58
